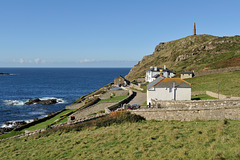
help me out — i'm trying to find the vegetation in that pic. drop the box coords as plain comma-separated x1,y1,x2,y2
125,34,240,80
0,109,75,139
1,115,240,159
191,94,217,100
186,70,240,97
99,95,128,103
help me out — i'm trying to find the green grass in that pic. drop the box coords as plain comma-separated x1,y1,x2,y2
0,131,24,139
99,95,128,103
191,94,217,100
186,70,240,97
1,118,240,159
22,109,75,131
142,101,147,105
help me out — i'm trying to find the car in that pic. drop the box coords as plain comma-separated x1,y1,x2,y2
131,104,140,109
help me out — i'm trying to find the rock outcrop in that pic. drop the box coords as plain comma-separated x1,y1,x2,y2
25,98,57,105
125,34,240,80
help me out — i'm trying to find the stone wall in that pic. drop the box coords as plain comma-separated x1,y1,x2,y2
130,83,143,91
105,90,135,113
130,99,240,121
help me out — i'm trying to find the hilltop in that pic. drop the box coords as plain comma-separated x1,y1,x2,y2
126,34,240,80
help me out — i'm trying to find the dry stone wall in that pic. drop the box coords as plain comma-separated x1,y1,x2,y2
130,99,240,121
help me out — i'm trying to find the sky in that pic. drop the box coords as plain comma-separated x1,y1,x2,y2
0,0,240,67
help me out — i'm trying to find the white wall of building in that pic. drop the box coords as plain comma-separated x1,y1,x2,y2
147,87,191,105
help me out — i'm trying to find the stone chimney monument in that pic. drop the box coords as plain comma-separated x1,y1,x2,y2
193,22,196,35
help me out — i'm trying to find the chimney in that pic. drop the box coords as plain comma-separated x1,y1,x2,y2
160,69,163,76
154,67,157,71
164,65,166,70
193,22,196,35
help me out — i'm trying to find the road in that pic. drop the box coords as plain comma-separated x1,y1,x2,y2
129,91,146,105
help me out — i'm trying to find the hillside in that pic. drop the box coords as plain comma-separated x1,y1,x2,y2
1,118,240,159
126,34,240,80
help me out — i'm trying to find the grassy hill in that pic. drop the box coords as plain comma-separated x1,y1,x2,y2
186,70,240,97
126,34,240,80
0,113,240,159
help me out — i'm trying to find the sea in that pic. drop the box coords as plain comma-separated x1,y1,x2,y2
0,68,130,128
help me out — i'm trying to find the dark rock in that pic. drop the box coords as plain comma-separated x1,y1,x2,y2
0,128,12,135
39,99,57,105
0,121,27,135
25,98,57,105
25,98,41,105
0,73,10,75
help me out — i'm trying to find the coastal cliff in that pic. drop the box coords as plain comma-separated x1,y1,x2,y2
125,34,240,80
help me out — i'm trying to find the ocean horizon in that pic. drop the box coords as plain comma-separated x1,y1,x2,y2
0,68,130,127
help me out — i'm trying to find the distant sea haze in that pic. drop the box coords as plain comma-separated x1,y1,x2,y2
0,68,130,127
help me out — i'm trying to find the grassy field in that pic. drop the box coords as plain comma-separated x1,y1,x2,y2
99,95,128,103
0,117,240,159
186,70,240,97
191,94,217,100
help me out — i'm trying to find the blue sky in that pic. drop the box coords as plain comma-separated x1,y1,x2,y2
0,0,240,67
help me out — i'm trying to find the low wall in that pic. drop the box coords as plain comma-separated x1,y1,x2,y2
130,99,240,121
105,90,135,113
130,83,143,91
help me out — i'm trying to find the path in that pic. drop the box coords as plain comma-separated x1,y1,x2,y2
128,91,146,105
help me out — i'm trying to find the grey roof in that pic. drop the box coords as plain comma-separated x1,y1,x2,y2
147,76,164,90
147,78,191,90
153,74,160,78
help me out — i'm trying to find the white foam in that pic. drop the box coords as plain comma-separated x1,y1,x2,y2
0,119,33,128
3,100,26,106
3,97,66,106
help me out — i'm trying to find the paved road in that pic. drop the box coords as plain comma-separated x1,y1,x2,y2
129,91,146,105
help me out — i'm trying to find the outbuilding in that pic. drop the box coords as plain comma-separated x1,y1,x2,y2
181,72,194,79
114,75,130,87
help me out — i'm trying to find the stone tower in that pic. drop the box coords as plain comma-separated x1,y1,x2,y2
193,22,196,35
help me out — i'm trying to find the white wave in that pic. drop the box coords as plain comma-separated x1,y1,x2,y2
0,119,33,128
3,100,26,106
29,111,45,115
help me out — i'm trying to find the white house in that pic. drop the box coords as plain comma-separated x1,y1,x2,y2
145,66,175,82
147,78,191,106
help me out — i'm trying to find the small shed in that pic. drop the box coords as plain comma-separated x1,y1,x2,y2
114,75,130,87
181,72,194,79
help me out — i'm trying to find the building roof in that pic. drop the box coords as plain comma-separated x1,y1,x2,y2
147,76,164,90
181,72,194,74
147,67,174,73
153,74,160,78
147,78,191,90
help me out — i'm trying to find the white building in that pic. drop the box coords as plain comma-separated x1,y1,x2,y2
147,78,191,106
145,66,175,82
